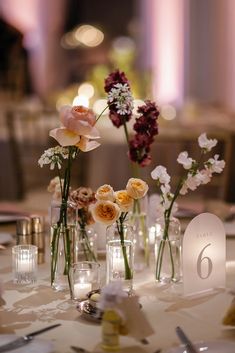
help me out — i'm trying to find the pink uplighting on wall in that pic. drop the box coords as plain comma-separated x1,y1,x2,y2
151,0,185,106
0,0,38,36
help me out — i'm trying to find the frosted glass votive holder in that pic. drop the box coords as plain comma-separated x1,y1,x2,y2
12,245,38,284
70,261,100,301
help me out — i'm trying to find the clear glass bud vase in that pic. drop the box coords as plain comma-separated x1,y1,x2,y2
106,223,134,293
50,201,77,292
130,212,150,271
73,226,98,263
154,216,182,284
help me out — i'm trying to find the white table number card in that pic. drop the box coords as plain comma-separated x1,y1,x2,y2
183,212,225,296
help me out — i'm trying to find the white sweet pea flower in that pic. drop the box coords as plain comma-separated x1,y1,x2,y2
177,151,194,170
180,183,189,195
198,133,217,152
197,169,212,185
160,183,171,195
180,173,201,195
208,154,225,173
187,173,202,190
151,166,170,184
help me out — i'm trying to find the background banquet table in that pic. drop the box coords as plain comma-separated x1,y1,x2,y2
1,220,235,353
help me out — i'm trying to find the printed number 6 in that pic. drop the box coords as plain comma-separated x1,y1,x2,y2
197,243,213,279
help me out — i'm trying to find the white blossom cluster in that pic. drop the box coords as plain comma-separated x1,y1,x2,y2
151,133,225,215
108,83,134,115
38,146,70,170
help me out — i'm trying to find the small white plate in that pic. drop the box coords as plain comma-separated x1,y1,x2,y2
166,340,235,353
0,233,13,245
0,334,54,353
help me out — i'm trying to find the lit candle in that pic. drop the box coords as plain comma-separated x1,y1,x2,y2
73,283,92,299
113,257,124,272
18,251,32,273
18,260,32,273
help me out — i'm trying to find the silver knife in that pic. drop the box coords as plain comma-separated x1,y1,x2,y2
0,323,61,353
175,326,198,353
71,346,90,353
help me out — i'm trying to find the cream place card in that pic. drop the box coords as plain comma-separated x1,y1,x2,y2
183,212,225,296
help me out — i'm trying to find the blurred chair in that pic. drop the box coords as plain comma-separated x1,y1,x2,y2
5,108,89,200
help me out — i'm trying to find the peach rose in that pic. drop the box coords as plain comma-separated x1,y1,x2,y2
115,190,134,212
126,178,148,199
91,200,121,225
50,105,100,151
95,184,115,201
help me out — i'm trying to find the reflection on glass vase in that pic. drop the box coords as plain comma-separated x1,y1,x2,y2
50,201,77,292
130,196,149,271
155,217,182,284
130,212,149,272
73,226,98,263
106,223,134,293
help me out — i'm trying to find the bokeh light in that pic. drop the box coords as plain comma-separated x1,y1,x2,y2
160,104,177,120
78,82,95,99
75,25,104,47
93,99,108,115
72,95,89,107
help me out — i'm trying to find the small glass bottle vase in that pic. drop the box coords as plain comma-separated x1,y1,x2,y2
106,223,134,293
74,226,98,263
50,201,77,292
155,217,182,284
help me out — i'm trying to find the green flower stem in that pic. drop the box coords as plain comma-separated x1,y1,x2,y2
51,146,77,292
95,105,109,124
155,178,185,281
140,213,150,265
51,225,60,285
123,120,130,146
117,214,132,280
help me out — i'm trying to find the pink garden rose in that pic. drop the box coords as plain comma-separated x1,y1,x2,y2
50,105,100,151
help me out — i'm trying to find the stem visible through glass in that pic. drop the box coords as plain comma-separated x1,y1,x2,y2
116,214,132,280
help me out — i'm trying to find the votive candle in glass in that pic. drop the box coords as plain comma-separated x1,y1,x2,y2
12,245,38,284
70,261,100,301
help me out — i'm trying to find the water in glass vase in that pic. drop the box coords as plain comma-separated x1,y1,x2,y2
106,239,133,293
50,224,76,291
155,217,182,283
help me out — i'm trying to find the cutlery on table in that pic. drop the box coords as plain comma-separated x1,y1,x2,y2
0,323,61,353
71,346,89,353
175,326,199,353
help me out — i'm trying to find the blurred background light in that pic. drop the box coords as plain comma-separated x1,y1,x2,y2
72,95,89,107
133,99,145,115
93,99,108,115
78,82,95,99
112,36,135,53
160,104,177,120
61,31,79,49
56,97,71,111
75,24,104,47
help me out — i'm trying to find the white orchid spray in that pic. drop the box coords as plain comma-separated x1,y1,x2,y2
151,133,225,282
